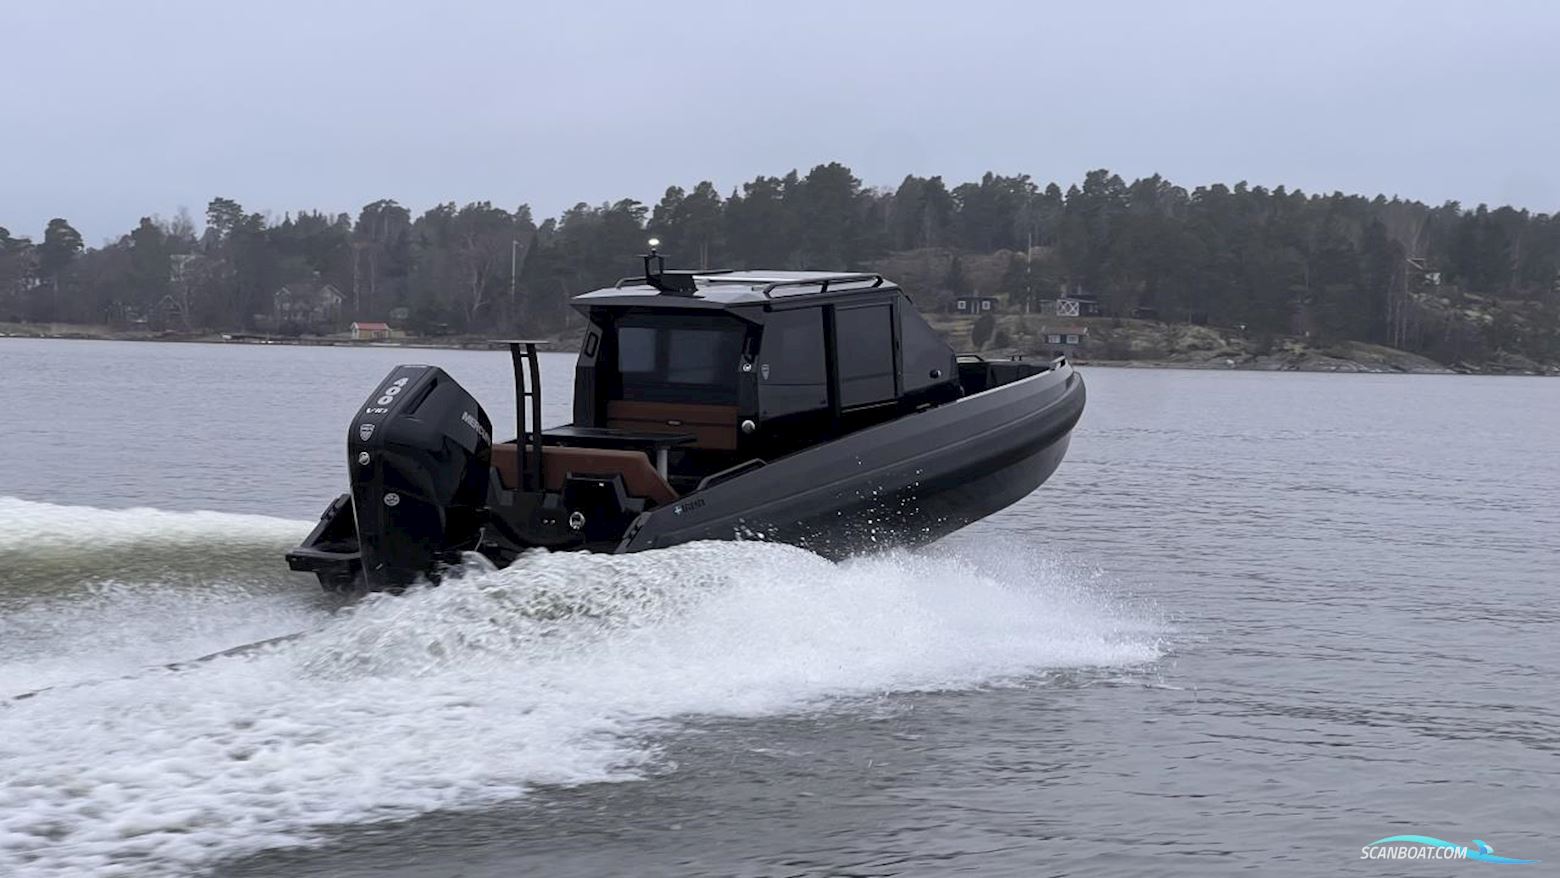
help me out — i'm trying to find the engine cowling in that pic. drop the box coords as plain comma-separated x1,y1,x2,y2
348,365,493,589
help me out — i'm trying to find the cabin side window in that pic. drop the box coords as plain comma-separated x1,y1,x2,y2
834,304,896,408
612,315,745,404
758,307,828,417
898,306,956,395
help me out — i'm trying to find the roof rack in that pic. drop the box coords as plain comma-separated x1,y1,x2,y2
763,273,883,298
698,272,886,298
612,270,886,299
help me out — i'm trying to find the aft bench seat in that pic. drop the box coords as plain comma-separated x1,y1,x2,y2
491,443,678,506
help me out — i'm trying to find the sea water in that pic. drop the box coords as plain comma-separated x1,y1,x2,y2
0,338,1554,877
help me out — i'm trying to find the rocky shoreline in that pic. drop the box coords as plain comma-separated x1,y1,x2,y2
930,314,1560,376
1078,350,1558,375
3,320,1555,376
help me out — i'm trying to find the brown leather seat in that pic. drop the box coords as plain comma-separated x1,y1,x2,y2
606,400,740,450
491,443,678,506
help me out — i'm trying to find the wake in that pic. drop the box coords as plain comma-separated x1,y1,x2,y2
0,498,1163,877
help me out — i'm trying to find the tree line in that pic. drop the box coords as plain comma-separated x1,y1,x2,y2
2,163,1557,363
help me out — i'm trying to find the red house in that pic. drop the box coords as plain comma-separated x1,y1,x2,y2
351,321,392,340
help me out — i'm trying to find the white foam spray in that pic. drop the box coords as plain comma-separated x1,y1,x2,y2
0,498,324,695
0,500,1162,877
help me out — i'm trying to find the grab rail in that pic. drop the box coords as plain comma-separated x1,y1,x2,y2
758,274,884,298
694,458,767,492
495,339,548,491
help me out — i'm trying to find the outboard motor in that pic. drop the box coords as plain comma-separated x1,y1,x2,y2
349,365,493,590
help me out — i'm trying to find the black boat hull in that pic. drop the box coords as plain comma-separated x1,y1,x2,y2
619,362,1084,557
288,361,1084,589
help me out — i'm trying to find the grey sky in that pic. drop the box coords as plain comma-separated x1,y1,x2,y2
3,0,1556,243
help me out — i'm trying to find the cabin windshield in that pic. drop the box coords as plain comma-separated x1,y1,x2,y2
612,314,745,404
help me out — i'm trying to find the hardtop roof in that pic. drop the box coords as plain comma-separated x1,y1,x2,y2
573,269,901,310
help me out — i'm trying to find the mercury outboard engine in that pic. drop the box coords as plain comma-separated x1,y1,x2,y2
348,365,493,590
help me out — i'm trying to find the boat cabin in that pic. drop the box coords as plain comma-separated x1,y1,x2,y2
287,247,1079,590
491,254,960,509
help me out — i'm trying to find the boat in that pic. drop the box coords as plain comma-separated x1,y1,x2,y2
286,247,1086,592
